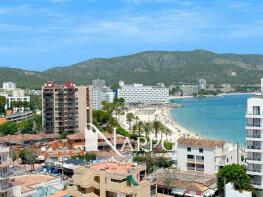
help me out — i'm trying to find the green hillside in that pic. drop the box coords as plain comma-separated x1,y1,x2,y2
1,50,263,89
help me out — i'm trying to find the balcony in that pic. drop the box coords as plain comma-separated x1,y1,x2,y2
247,145,262,150
247,157,262,161
246,113,263,118
251,180,262,186
247,134,261,138
247,167,262,173
0,184,10,191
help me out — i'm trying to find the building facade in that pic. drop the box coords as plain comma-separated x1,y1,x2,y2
117,81,169,105
42,81,92,134
92,79,114,110
177,138,238,174
180,85,198,96
2,82,16,90
198,79,207,91
0,146,12,197
246,95,263,189
67,161,152,197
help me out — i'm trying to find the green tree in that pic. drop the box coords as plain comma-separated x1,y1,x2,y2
29,95,41,111
19,148,37,171
137,121,144,136
0,122,18,135
217,164,252,192
10,149,18,167
71,153,96,161
143,122,152,138
126,113,134,130
33,114,42,132
153,120,162,138
0,96,6,115
18,119,34,134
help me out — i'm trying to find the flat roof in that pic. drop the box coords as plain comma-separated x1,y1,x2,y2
90,162,144,175
13,174,58,194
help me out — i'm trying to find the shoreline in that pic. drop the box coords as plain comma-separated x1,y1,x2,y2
119,105,201,141
169,92,257,100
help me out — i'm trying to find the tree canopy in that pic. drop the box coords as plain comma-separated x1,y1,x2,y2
217,164,252,192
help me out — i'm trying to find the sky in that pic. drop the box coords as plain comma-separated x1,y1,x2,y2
1,0,263,71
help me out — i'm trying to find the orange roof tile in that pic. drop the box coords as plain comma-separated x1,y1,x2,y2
178,137,225,148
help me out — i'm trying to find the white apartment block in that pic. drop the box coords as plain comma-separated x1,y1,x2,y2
198,79,207,91
117,81,169,105
6,96,30,110
91,79,114,110
177,138,238,174
246,94,263,189
2,82,16,90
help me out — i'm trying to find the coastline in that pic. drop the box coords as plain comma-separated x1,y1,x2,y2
119,105,200,141
169,92,257,100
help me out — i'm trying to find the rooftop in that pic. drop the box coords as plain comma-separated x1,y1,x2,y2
177,137,225,148
154,169,217,193
0,133,59,144
12,174,59,194
90,161,144,175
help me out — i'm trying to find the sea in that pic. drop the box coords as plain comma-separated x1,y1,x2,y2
170,94,253,146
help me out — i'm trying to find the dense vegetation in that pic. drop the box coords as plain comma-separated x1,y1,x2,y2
0,114,42,135
217,164,253,193
133,155,173,173
2,50,263,88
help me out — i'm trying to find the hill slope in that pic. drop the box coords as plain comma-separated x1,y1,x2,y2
2,50,263,88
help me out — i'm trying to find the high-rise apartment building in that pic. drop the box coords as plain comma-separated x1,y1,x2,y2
198,78,207,91
117,81,169,105
246,88,263,189
42,81,92,134
0,146,12,197
92,79,114,110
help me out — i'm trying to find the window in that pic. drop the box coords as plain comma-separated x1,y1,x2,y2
187,155,194,159
199,148,203,153
253,106,260,115
187,147,191,152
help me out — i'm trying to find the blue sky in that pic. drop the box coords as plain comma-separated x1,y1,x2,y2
1,0,263,71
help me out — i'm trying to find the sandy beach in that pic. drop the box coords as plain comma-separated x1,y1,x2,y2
118,105,200,142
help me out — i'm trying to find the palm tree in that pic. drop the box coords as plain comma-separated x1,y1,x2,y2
126,113,134,130
153,120,162,138
137,121,144,136
132,124,138,135
163,127,172,139
143,122,152,138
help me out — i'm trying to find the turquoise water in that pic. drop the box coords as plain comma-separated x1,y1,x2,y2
170,94,253,145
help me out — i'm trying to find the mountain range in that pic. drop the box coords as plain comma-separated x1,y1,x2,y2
2,49,263,89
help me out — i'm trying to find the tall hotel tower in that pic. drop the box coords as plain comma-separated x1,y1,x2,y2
42,81,92,134
246,78,263,189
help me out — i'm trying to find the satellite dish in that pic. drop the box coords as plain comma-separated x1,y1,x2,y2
41,147,46,152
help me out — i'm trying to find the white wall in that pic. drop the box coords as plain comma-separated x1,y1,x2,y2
177,145,216,174
225,183,251,197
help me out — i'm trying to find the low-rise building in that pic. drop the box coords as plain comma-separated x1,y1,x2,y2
67,161,152,197
152,169,217,197
177,138,239,174
225,183,252,197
